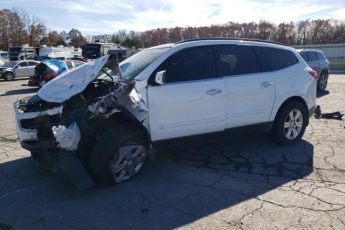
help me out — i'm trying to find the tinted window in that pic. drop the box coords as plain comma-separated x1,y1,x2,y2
215,45,260,76
28,61,37,66
254,47,299,71
66,61,73,69
18,62,28,67
316,52,325,61
307,52,317,62
300,52,308,62
74,61,84,67
163,46,216,83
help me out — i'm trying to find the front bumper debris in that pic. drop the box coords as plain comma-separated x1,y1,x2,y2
32,149,95,190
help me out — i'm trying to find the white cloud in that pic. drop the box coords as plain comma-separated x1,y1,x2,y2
2,0,345,34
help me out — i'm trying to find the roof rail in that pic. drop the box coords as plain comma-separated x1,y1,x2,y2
176,37,286,46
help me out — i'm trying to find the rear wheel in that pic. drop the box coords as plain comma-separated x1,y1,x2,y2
88,124,148,186
272,101,308,145
5,72,14,81
317,72,328,91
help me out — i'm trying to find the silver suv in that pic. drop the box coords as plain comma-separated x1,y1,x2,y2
298,49,330,91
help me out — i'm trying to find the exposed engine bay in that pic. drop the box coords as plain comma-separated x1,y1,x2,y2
13,54,149,190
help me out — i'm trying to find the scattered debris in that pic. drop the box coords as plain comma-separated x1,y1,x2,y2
314,105,344,120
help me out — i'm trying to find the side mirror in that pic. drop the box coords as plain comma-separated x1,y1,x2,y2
155,70,166,85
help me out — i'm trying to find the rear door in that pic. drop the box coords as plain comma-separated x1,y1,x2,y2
148,46,226,141
215,45,276,128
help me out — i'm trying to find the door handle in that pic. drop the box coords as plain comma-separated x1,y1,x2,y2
261,82,273,88
207,89,222,95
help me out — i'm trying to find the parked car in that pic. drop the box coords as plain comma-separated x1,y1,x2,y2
13,39,317,189
0,60,39,80
297,49,330,91
29,59,86,86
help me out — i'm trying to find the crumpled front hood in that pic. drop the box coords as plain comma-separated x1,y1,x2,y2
38,55,110,103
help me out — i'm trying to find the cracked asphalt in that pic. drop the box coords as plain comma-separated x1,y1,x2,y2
0,75,345,230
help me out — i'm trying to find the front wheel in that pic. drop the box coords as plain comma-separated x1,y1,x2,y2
5,72,14,81
88,124,148,186
272,101,308,145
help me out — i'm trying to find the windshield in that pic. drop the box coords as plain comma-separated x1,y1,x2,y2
1,61,16,67
8,47,21,55
82,44,101,58
119,47,170,82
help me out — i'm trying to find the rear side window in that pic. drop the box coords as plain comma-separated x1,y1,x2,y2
18,62,28,67
163,46,217,83
28,61,37,66
307,52,317,62
215,45,261,76
254,47,299,72
66,61,73,69
74,61,84,67
316,52,326,61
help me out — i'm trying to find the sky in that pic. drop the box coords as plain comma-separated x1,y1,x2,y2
1,0,345,35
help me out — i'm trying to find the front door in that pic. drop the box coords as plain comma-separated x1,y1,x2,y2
14,62,28,77
148,46,226,141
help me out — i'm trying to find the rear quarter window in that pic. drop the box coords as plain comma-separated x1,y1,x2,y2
307,52,318,62
316,52,326,61
254,46,299,72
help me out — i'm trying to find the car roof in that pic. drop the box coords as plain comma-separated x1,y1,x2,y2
297,49,323,53
171,38,292,52
176,38,285,46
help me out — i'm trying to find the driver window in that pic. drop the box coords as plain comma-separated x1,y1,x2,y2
149,46,216,85
18,62,28,67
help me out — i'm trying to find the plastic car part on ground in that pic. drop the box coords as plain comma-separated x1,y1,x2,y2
314,105,344,119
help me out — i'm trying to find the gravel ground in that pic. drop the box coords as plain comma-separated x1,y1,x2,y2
0,75,345,230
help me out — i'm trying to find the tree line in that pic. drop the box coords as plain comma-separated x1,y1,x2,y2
0,8,86,50
110,19,345,48
1,8,345,51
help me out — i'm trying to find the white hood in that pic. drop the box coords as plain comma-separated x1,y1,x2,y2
38,55,110,103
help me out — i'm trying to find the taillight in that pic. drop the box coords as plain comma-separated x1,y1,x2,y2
44,72,58,81
309,70,318,80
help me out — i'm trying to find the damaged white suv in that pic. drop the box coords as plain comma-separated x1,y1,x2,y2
13,39,317,189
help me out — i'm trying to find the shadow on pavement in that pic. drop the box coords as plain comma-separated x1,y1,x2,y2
0,87,37,96
0,134,313,229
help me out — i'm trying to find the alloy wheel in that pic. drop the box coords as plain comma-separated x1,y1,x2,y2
110,143,146,183
284,109,303,140
319,73,328,90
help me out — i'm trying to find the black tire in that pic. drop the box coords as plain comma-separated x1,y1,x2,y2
317,72,328,91
4,72,14,81
88,124,148,186
272,101,308,145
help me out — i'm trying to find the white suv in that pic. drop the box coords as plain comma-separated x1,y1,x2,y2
13,39,317,189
